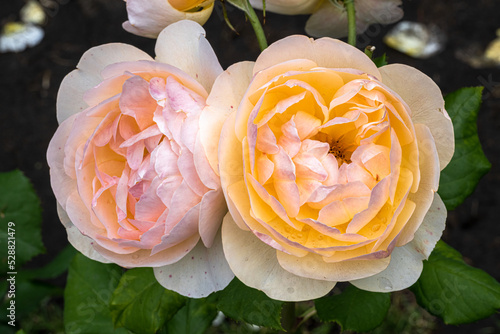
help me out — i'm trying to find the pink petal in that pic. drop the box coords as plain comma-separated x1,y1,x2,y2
119,75,158,130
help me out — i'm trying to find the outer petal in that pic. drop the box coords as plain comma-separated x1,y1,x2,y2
379,64,454,169
350,194,446,292
47,114,78,206
93,234,201,268
276,248,390,282
350,243,423,292
56,44,152,123
396,124,440,246
154,229,234,298
219,112,246,223
222,213,335,301
198,188,227,248
249,0,322,15
155,20,223,93
408,193,447,260
201,61,255,174
123,0,214,38
253,35,381,80
57,204,111,264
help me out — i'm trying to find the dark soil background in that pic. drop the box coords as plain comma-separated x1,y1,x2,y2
0,0,499,333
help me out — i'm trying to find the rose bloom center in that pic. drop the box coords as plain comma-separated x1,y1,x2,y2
237,67,420,261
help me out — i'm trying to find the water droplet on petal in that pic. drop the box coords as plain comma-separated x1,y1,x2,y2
372,224,381,232
378,277,393,291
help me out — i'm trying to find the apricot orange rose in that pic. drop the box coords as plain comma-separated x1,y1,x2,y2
216,35,454,301
47,21,232,298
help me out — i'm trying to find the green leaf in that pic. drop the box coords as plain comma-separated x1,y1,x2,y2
110,268,187,334
64,253,129,334
438,87,491,210
315,284,391,332
373,53,388,67
0,279,61,319
0,170,45,272
0,324,15,334
214,278,284,330
22,244,77,280
410,241,500,325
163,298,218,334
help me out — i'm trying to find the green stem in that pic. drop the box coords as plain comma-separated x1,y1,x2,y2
344,0,357,47
244,0,268,50
281,302,296,333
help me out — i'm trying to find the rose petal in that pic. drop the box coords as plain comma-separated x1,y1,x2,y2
123,0,214,38
154,229,233,298
57,44,152,123
222,213,335,301
379,64,454,169
253,35,381,80
155,20,222,93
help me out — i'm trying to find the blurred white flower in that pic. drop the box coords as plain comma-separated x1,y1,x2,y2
0,22,44,53
20,0,47,25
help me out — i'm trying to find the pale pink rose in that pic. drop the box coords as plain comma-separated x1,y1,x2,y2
249,0,403,38
216,35,454,301
47,21,233,298
123,0,214,38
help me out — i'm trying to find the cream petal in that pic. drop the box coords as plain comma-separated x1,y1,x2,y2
123,0,213,38
57,44,152,123
94,233,200,268
198,188,227,248
407,193,446,259
249,0,322,15
277,250,390,282
155,20,222,93
219,112,247,230
154,229,233,298
350,243,423,292
254,35,381,80
396,124,440,246
47,114,78,207
57,203,112,264
201,61,255,174
193,135,219,190
379,64,454,169
222,213,335,301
